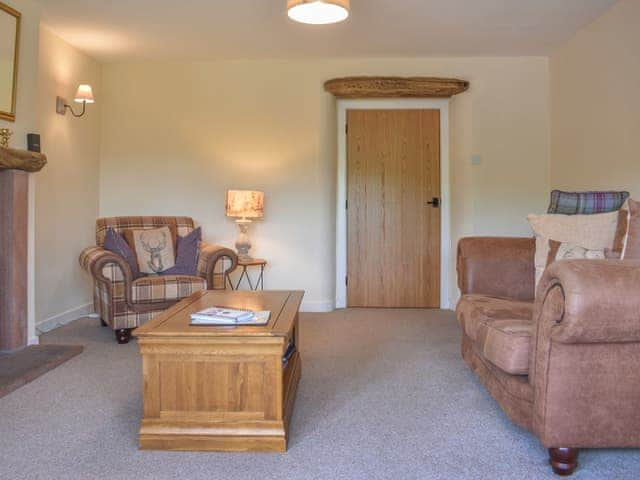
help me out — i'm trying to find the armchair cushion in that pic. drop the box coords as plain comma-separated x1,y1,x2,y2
124,226,177,274
132,275,206,304
103,228,140,278
162,227,201,276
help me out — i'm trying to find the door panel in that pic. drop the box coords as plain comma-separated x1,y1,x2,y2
347,109,440,308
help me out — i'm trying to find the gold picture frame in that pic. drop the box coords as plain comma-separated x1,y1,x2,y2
0,1,21,122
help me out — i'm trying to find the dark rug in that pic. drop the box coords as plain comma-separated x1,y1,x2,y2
0,344,83,399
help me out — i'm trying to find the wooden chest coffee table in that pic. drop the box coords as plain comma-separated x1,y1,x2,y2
134,290,303,452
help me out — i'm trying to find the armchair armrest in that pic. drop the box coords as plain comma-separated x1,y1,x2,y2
79,246,134,299
536,259,640,344
198,243,238,289
457,237,535,301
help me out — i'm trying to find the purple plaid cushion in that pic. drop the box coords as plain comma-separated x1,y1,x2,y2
103,228,141,279
161,227,201,276
548,190,629,215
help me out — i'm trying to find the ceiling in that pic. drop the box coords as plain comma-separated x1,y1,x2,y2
34,0,617,63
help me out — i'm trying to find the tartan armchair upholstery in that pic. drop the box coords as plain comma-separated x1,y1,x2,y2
79,216,237,343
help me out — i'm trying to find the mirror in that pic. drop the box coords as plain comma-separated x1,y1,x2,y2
0,2,20,122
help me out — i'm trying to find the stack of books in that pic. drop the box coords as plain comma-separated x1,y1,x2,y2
190,307,270,326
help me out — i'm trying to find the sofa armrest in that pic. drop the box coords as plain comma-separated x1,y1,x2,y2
535,259,640,344
79,246,134,298
457,237,535,301
529,259,640,448
197,243,238,289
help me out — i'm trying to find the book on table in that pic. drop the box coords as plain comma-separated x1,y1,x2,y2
190,307,271,326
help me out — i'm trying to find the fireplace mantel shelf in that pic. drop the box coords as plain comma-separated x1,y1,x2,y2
0,146,47,172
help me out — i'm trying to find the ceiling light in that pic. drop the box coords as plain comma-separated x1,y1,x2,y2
287,0,350,25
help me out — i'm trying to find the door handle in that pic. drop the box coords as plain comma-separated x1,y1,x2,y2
427,197,440,208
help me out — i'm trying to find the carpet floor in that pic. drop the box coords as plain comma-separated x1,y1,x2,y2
1,309,638,480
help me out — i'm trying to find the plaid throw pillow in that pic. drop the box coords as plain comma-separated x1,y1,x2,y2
548,190,629,215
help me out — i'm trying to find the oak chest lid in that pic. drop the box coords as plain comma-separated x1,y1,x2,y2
134,290,304,338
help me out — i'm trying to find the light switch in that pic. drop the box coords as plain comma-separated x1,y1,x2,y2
471,155,482,166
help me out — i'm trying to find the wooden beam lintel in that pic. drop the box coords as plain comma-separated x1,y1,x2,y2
324,76,470,99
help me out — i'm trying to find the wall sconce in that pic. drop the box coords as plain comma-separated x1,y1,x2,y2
56,84,95,118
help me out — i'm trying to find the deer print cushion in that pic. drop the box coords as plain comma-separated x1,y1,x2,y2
123,226,177,274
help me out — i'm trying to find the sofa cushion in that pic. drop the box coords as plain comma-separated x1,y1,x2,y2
528,211,619,289
476,319,533,375
623,199,640,259
547,190,629,215
132,275,206,304
546,240,605,266
457,294,533,342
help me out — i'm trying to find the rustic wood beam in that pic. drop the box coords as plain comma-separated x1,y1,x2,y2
0,147,47,172
324,76,469,98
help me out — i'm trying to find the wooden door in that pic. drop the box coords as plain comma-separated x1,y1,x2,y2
347,109,440,308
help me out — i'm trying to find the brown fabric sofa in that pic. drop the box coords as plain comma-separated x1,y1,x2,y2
456,237,640,476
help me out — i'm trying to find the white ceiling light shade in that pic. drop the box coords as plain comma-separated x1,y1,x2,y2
287,0,350,25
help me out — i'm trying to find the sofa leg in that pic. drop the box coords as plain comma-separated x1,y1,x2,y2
100,319,107,327
549,448,579,476
115,328,133,344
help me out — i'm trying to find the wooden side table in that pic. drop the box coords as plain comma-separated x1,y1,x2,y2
227,258,266,291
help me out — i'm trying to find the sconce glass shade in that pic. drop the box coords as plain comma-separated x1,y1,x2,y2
74,84,95,104
287,0,350,25
225,190,265,220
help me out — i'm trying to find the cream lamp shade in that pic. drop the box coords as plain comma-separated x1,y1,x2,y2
74,84,95,104
225,190,265,220
287,0,350,25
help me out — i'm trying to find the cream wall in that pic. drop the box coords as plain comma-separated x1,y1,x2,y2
551,0,640,197
99,57,550,309
34,26,102,329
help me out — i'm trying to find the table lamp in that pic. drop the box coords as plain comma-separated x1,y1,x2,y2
225,190,264,261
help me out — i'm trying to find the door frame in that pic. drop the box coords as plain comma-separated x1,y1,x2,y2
335,98,451,309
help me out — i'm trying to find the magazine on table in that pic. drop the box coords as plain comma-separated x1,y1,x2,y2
190,306,271,326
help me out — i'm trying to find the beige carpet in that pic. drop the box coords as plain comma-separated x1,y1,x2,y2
0,309,638,479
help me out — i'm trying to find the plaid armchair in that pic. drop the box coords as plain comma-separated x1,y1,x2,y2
79,216,237,344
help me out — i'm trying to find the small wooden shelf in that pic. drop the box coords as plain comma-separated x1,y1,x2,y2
324,76,470,98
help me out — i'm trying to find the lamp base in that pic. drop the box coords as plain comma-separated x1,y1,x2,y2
235,220,253,262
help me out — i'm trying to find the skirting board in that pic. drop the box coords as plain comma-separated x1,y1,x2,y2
35,300,334,334
300,300,335,313
36,302,94,334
